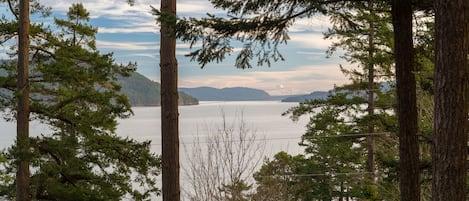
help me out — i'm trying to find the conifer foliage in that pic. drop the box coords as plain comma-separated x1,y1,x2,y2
0,2,161,200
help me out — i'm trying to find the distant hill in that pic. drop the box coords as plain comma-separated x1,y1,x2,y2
281,91,329,102
118,72,198,106
179,87,271,101
281,82,394,102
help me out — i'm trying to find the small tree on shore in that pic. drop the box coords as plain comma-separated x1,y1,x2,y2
183,111,266,201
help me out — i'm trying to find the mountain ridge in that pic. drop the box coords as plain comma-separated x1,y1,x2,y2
179,86,271,101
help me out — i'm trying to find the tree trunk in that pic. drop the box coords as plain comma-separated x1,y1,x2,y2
366,12,376,181
339,181,344,201
432,0,468,201
160,0,180,200
16,0,31,200
391,1,420,201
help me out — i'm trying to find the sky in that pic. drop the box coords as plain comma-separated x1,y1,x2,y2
34,0,350,95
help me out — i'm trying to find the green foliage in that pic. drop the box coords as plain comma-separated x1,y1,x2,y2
118,72,162,106
2,135,160,200
281,88,398,200
178,91,199,105
270,1,400,200
153,0,333,68
252,152,319,200
219,180,251,201
0,153,13,199
325,1,394,81
0,3,161,200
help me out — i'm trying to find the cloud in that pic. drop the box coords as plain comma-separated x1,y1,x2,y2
178,3,213,14
127,53,158,58
96,40,158,51
98,26,157,34
41,0,151,16
290,15,331,32
288,32,334,50
42,0,219,17
296,51,326,56
41,0,157,34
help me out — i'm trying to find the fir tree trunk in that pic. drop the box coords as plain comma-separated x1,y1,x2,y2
366,16,376,181
391,1,420,201
160,0,180,200
432,0,468,200
16,0,31,200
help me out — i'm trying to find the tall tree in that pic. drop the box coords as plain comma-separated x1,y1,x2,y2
16,0,31,200
157,0,180,200
286,102,378,200
325,0,394,183
0,3,161,200
432,0,468,200
391,1,420,201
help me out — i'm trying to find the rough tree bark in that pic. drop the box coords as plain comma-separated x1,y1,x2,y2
432,0,468,201
391,1,420,201
160,0,180,200
16,0,31,200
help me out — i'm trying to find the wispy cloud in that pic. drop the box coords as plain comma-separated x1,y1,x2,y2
127,53,158,58
178,2,214,15
289,32,334,50
41,0,157,34
98,26,157,34
96,40,158,51
41,0,152,16
296,51,324,55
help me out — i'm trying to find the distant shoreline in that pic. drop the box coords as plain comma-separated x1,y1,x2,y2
130,100,298,107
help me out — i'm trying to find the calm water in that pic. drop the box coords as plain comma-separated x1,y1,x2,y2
118,101,308,156
1,101,308,155
0,101,309,200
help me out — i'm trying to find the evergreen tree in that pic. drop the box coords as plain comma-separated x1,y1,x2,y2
0,3,161,200
324,0,394,182
391,1,420,201
281,1,396,199
16,0,31,200
155,0,180,200
253,151,327,201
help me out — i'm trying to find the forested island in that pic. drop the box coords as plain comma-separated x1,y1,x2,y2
179,86,271,101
